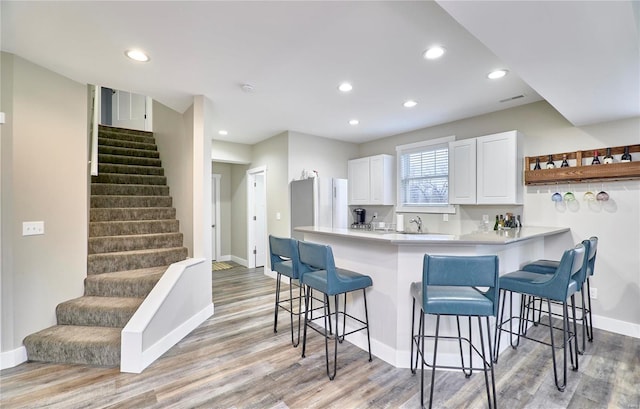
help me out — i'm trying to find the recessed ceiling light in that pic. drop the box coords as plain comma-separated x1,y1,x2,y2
403,100,418,108
423,46,445,60
125,49,150,62
218,130,228,136
349,119,359,126
488,69,509,79
338,82,353,92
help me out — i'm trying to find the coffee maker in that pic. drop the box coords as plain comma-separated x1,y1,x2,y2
353,208,366,225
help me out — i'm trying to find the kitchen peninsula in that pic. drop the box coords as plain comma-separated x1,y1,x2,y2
295,225,570,368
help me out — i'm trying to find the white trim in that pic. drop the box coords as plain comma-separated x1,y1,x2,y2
0,346,27,370
396,205,457,214
592,314,640,338
230,255,248,266
395,135,455,153
144,96,153,132
90,85,100,176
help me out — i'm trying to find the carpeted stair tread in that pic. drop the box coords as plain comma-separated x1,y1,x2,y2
98,137,157,151
90,207,176,222
91,183,169,196
84,266,167,297
98,163,164,176
91,195,172,208
91,173,167,186
98,153,161,167
98,145,160,159
89,232,183,254
57,296,143,327
90,219,179,237
99,124,153,137
87,247,188,275
23,325,121,366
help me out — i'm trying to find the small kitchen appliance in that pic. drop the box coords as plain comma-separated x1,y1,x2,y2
353,208,366,225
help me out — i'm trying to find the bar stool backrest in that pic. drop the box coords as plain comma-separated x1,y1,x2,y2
585,236,598,277
544,244,586,301
269,235,299,278
297,241,341,291
422,254,499,315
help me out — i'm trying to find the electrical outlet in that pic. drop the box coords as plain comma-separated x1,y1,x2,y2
373,212,378,218
589,287,598,299
23,221,45,236
443,214,449,222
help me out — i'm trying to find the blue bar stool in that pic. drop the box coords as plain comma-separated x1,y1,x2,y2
269,235,304,347
521,237,597,350
410,254,499,409
297,240,373,380
494,243,586,392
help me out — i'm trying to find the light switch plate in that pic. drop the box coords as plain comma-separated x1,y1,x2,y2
23,221,45,236
0,112,5,124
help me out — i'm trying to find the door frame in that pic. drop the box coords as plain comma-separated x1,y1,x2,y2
246,166,267,268
212,173,221,261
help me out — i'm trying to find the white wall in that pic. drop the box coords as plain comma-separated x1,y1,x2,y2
1,53,88,358
212,162,232,259
212,140,251,164
359,100,640,331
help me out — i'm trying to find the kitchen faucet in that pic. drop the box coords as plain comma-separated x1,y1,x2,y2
409,216,423,233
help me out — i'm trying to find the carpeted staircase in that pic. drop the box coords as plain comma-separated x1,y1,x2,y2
23,125,188,366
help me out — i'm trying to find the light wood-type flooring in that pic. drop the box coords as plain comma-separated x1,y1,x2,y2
1,263,639,408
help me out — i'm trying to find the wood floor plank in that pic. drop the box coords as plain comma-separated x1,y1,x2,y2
1,263,639,408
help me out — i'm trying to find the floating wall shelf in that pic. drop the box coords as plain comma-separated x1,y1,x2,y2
524,144,640,185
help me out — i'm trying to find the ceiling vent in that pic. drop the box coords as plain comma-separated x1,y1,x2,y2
499,94,525,103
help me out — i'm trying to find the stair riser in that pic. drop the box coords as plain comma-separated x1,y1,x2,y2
90,207,176,222
91,173,167,186
99,125,153,137
90,220,179,237
87,248,188,274
91,195,172,208
91,184,169,196
98,137,157,151
89,233,183,254
98,153,161,167
98,163,164,176
57,303,140,328
99,145,160,159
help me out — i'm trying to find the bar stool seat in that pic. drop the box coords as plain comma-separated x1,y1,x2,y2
410,285,495,316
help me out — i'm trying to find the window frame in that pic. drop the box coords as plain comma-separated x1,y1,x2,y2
395,135,456,214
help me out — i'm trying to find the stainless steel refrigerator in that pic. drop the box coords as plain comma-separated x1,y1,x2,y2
290,178,348,240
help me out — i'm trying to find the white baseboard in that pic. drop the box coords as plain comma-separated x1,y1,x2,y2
593,314,640,338
1,346,27,370
230,255,247,267
216,255,232,262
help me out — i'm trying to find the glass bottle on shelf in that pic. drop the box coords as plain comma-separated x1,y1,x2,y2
591,150,601,165
621,146,632,162
545,155,555,169
516,215,522,228
560,154,569,167
533,157,541,170
493,215,499,231
603,148,614,164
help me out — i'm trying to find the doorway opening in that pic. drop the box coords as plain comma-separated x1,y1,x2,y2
100,87,152,131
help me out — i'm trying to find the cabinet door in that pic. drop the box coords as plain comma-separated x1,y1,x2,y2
476,131,523,204
348,157,370,205
449,139,477,204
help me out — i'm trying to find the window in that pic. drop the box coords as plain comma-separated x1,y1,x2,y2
396,136,456,213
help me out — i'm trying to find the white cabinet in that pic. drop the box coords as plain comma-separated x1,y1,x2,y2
448,138,477,204
449,130,523,205
348,154,394,205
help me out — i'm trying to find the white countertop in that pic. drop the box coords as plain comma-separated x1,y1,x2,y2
295,225,569,245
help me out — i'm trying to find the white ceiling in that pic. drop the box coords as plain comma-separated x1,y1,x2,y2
2,1,638,145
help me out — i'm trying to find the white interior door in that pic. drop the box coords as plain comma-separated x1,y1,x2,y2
211,174,221,261
112,90,148,131
254,174,266,267
247,167,267,269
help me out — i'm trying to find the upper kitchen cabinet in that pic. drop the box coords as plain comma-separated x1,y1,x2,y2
348,154,394,205
448,138,477,204
449,130,523,205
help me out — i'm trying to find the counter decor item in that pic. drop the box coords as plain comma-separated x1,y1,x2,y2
524,143,640,185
